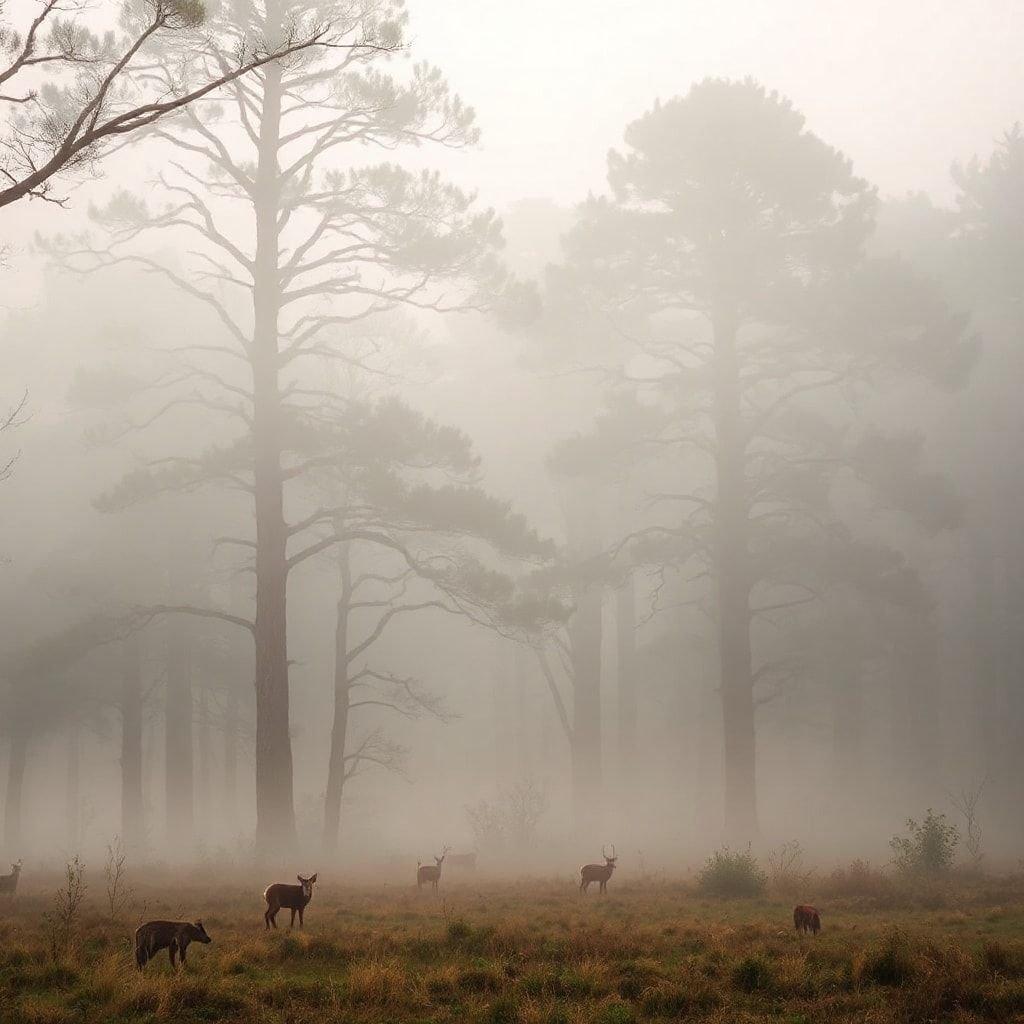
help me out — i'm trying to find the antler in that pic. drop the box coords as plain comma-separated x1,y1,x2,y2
602,844,610,859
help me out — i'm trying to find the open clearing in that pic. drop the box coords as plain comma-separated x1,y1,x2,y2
4,874,1024,1023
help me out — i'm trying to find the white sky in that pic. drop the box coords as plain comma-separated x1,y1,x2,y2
2,0,1021,270
407,0,1023,207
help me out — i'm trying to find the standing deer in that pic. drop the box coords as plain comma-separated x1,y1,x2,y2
263,873,317,929
793,904,821,934
134,920,212,969
580,845,617,894
0,861,21,896
417,847,450,890
447,851,477,872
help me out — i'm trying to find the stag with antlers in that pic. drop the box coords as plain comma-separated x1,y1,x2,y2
580,845,618,894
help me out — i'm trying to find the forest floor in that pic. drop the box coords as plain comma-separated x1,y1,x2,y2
4,872,1024,1023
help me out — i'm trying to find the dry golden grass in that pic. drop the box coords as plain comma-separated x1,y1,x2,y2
3,872,1024,1022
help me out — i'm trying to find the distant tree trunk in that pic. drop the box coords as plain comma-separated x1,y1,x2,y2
165,618,194,848
322,542,352,856
569,582,603,843
712,304,758,842
513,641,530,779
121,634,144,852
66,724,80,850
3,732,27,853
831,664,865,811
615,575,637,784
223,674,239,834
196,674,211,833
251,58,296,858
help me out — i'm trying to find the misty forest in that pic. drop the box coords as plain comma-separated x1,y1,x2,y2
1,1,1023,1022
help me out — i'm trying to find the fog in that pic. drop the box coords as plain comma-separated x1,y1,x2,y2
1,0,1021,878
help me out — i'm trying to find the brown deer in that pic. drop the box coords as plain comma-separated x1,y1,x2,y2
580,845,617,894
417,847,450,890
134,920,211,970
0,860,21,897
263,873,317,929
793,905,821,934
447,851,477,872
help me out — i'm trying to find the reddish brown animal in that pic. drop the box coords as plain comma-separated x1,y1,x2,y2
264,873,317,929
793,905,821,934
134,920,211,969
580,845,617,894
417,847,450,890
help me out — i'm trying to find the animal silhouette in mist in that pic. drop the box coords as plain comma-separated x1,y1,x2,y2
417,847,450,890
580,845,618,893
447,851,477,872
264,873,317,929
794,905,821,934
134,920,211,969
0,861,21,896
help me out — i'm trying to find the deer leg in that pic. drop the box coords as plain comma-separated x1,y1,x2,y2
289,907,296,929
168,941,177,969
179,941,189,967
298,906,304,928
269,907,279,929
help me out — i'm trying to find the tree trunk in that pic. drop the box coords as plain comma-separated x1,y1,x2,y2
615,575,637,785
322,543,352,856
196,674,211,833
712,305,758,842
223,672,239,834
569,582,603,843
121,634,144,852
831,663,864,812
66,725,80,851
251,56,296,858
165,618,194,849
4,732,27,853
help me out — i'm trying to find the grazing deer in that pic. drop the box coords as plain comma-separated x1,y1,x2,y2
793,905,821,935
447,851,477,872
264,873,317,930
134,920,211,970
0,861,22,896
417,847,450,890
580,845,617,894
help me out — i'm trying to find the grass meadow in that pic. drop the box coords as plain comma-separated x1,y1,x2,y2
4,866,1024,1023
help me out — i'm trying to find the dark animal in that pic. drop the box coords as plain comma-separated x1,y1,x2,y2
793,905,821,934
447,851,477,872
264,873,317,929
0,861,21,896
134,920,211,970
417,847,450,890
580,845,617,894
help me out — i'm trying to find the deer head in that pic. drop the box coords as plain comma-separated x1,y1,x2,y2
602,844,617,868
436,846,451,867
192,921,212,943
297,873,317,899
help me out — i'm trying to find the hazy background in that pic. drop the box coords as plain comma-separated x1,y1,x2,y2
1,0,1021,878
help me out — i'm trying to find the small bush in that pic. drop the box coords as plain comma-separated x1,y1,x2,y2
890,809,959,874
732,953,774,993
767,840,813,902
697,846,767,898
823,859,895,904
860,929,916,987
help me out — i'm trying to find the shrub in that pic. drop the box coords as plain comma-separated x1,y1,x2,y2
822,859,895,904
860,929,915,987
890,810,959,874
732,953,774,993
697,846,767,898
767,840,813,902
